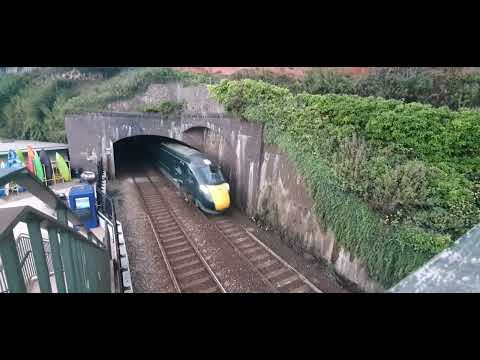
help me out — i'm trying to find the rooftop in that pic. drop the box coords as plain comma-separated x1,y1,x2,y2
0,139,68,155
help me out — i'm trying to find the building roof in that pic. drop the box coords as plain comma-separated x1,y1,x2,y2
0,139,68,155
388,224,480,293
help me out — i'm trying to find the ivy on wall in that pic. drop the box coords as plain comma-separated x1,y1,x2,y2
208,79,480,287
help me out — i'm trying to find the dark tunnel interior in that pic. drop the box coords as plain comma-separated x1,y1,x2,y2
113,135,198,176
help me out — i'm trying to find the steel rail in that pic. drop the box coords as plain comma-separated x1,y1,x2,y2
244,229,322,293
203,213,322,293
131,175,181,293
144,173,226,293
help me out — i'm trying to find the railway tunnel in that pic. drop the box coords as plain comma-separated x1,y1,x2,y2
113,135,199,177
112,132,241,213
65,112,265,213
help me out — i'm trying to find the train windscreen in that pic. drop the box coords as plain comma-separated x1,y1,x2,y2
193,165,226,185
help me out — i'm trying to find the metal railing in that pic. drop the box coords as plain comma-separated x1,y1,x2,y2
17,234,54,288
1,233,54,293
98,194,125,292
0,167,114,293
0,261,7,293
0,207,112,293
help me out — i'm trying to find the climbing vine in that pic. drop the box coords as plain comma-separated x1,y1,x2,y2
208,79,480,287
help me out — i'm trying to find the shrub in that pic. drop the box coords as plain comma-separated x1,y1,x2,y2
302,67,480,110
230,68,302,93
62,67,219,114
0,67,220,142
3,79,76,141
208,79,480,287
139,100,185,115
303,69,357,95
0,74,32,136
367,160,430,215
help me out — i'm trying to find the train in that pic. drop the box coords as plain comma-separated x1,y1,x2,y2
147,141,231,214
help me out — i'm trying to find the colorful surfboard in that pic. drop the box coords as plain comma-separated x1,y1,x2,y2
55,152,71,181
16,149,26,164
39,149,53,182
26,146,36,175
33,153,45,182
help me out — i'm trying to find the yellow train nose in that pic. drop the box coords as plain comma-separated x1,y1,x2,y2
208,183,231,211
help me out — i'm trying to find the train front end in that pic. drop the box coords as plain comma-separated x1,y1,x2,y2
200,182,230,213
194,159,230,214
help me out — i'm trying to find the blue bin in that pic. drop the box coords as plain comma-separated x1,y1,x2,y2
68,185,98,229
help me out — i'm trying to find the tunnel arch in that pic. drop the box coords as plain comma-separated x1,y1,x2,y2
110,127,242,208
112,135,200,178
182,126,209,152
106,126,245,208
66,112,264,212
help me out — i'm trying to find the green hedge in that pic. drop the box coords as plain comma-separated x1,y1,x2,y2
208,79,480,287
302,68,480,110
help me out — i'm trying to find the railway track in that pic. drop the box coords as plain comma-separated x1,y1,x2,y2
133,167,321,293
131,173,225,293
204,216,323,294
148,168,321,293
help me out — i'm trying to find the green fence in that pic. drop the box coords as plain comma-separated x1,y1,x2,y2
0,167,113,293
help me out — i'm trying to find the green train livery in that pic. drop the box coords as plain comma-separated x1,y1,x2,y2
147,141,230,214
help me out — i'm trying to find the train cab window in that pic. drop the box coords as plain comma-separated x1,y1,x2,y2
192,165,226,185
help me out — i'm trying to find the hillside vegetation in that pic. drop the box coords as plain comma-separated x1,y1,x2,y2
3,67,480,144
208,79,480,287
231,67,480,110
2,67,479,286
0,67,219,142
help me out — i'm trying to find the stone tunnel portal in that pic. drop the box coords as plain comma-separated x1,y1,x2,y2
113,135,198,177
65,112,264,214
